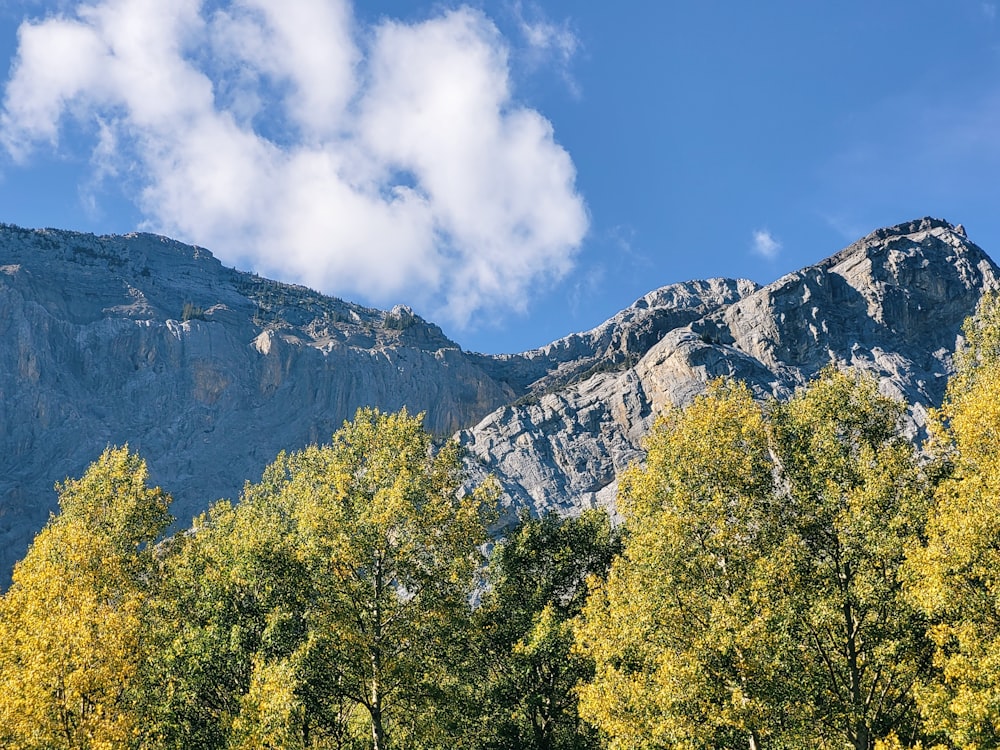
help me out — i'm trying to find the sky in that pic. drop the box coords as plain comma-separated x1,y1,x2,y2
1,1,999,354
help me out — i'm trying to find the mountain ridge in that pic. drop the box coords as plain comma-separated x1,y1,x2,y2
0,217,994,579
459,217,999,524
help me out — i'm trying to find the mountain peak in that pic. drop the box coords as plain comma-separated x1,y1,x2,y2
870,216,959,239
459,219,999,524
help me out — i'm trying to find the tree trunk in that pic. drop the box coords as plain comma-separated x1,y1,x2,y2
371,551,388,750
842,562,870,750
853,723,870,750
371,701,387,750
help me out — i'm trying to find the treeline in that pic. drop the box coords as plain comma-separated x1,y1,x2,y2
0,409,618,750
4,300,1000,750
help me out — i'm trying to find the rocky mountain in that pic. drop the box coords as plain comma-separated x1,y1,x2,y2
460,218,999,523
0,217,995,579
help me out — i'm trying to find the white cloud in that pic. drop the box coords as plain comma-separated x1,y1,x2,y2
752,229,781,259
515,2,577,63
0,0,588,327
512,2,580,96
983,2,997,22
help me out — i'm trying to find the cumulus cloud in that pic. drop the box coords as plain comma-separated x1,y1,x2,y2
751,229,781,259
0,0,588,327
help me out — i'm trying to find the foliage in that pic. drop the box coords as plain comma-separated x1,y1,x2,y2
181,301,206,321
577,372,933,750
576,379,795,749
144,492,313,748
0,447,172,749
145,407,494,750
274,408,494,750
470,510,620,750
771,370,933,749
14,328,1000,749
905,292,1000,748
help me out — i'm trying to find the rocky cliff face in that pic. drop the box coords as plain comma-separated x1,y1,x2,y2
0,217,995,579
458,218,999,525
0,225,517,577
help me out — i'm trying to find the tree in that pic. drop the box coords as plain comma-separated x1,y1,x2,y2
148,408,493,750
280,408,493,750
576,372,933,750
905,292,1000,747
576,379,794,750
145,491,314,748
771,370,932,749
471,510,620,750
0,447,172,749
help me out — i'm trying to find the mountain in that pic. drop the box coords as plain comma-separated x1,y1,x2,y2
0,217,995,579
460,217,999,524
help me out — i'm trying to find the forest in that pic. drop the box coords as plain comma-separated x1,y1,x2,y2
4,296,1000,750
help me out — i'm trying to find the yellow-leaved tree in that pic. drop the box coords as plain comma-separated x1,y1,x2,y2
575,380,795,749
0,446,172,749
905,292,1000,748
577,372,933,750
771,370,932,750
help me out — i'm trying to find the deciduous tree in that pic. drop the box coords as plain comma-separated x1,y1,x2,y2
576,380,794,750
577,373,933,750
149,408,493,750
146,489,313,748
0,446,171,749
905,292,1000,748
772,370,932,750
283,408,493,750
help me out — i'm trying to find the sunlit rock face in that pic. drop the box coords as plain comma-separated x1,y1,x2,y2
0,217,995,579
458,218,999,527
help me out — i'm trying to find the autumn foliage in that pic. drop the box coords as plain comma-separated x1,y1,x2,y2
5,298,1000,749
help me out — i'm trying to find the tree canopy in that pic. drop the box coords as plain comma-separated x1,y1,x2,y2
905,292,1000,748
9,302,1000,749
472,510,620,750
148,407,495,750
577,372,932,750
0,446,172,749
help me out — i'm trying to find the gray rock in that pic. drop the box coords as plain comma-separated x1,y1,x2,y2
459,218,999,527
0,217,995,580
0,226,516,578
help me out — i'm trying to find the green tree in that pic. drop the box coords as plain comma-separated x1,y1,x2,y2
150,408,494,750
145,490,314,748
772,370,932,749
284,408,493,750
0,447,172,749
471,510,620,750
905,292,1000,748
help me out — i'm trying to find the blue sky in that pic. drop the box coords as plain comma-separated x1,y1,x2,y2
1,1,999,354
